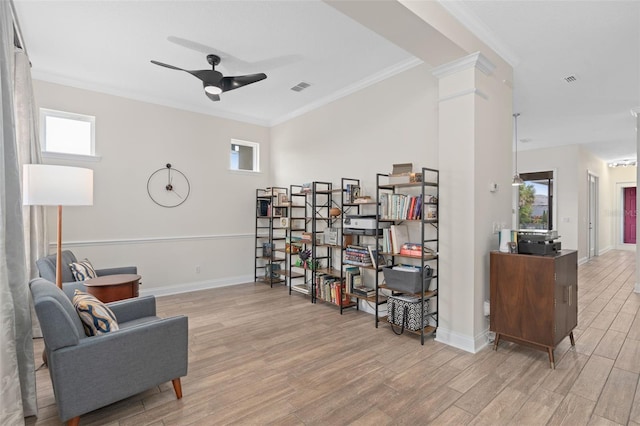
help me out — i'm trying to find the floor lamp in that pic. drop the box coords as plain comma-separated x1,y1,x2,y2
23,164,93,288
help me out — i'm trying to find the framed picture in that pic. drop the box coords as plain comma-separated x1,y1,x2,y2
273,207,284,217
277,193,288,206
278,217,289,228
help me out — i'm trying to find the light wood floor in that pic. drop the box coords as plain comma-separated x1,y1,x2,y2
27,250,640,425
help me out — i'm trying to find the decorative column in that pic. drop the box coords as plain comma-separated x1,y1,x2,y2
633,107,640,293
432,52,513,352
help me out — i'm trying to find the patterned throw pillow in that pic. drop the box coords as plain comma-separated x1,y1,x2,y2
72,290,119,336
69,258,97,281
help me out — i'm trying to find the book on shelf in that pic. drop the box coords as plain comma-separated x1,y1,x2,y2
367,245,385,268
344,245,372,266
262,242,273,257
390,224,409,255
352,285,376,298
344,266,360,293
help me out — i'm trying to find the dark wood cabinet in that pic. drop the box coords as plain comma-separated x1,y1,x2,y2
490,250,577,368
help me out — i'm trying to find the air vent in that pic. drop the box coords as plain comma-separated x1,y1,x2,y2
564,75,577,83
291,81,311,92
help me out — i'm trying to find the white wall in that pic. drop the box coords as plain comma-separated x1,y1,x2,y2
579,148,612,257
270,63,438,194
518,144,613,263
34,80,271,295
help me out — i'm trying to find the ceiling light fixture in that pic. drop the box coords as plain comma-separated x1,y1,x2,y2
512,113,524,186
204,84,223,96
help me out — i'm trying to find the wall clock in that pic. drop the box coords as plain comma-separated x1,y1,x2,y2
147,163,190,208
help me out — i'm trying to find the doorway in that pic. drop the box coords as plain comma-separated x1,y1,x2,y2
588,172,599,259
623,187,636,244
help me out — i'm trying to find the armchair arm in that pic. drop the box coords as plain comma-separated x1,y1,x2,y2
107,295,156,323
49,316,188,422
96,266,137,276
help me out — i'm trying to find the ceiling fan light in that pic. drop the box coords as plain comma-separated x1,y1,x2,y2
512,174,524,186
204,84,222,95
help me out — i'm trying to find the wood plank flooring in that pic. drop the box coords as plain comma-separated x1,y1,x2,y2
26,250,640,425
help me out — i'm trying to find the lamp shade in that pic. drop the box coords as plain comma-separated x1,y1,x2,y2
23,164,93,206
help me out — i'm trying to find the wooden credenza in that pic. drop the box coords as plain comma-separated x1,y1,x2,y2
490,250,577,368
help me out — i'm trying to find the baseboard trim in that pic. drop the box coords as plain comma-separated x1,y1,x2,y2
635,282,640,294
139,275,254,298
435,327,488,353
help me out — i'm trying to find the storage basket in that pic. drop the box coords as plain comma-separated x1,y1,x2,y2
387,295,429,332
382,265,432,294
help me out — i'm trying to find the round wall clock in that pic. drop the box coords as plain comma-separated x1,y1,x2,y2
147,163,190,208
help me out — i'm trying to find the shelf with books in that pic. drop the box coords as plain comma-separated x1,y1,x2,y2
255,187,289,287
308,180,358,312
340,178,385,311
287,184,311,297
374,167,439,345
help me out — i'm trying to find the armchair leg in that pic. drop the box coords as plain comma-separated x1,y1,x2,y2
67,416,80,426
172,378,183,399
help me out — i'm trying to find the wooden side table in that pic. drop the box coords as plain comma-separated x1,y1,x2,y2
84,274,141,303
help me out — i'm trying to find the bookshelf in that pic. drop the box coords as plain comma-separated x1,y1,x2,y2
309,181,356,312
341,178,387,311
374,167,440,345
286,184,310,296
254,187,289,287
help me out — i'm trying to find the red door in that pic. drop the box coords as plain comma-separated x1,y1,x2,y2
624,187,636,244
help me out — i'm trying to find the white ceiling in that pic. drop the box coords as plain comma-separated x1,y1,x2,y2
13,0,640,162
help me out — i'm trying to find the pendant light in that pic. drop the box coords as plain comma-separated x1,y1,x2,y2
512,112,524,186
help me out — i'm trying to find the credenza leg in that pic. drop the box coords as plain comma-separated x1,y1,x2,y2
493,333,501,351
569,331,575,346
547,347,555,369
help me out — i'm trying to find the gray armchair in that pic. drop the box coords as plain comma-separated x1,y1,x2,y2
30,278,188,426
36,250,137,299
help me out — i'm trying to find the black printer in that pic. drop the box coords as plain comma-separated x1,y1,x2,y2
517,230,561,255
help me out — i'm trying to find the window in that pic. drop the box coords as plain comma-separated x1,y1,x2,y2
518,171,554,230
40,108,97,159
230,139,259,172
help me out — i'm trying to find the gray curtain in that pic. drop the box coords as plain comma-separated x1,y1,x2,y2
15,49,47,281
0,0,37,423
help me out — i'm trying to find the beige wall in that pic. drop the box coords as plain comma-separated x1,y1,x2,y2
34,80,271,295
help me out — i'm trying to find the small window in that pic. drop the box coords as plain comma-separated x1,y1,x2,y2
40,109,96,158
518,171,554,230
230,139,259,172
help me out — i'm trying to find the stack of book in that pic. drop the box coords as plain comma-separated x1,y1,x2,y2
352,285,376,298
344,245,372,266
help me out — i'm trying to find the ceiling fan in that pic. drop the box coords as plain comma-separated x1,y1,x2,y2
150,54,267,101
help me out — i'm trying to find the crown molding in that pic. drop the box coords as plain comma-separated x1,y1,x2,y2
431,52,495,79
438,0,520,67
270,57,423,127
631,107,640,118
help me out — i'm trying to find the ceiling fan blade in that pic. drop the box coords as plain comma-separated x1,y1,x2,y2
205,91,220,102
190,69,223,85
220,73,267,93
150,60,186,71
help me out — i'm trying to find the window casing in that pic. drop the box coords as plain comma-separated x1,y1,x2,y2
230,139,259,172
40,108,97,159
